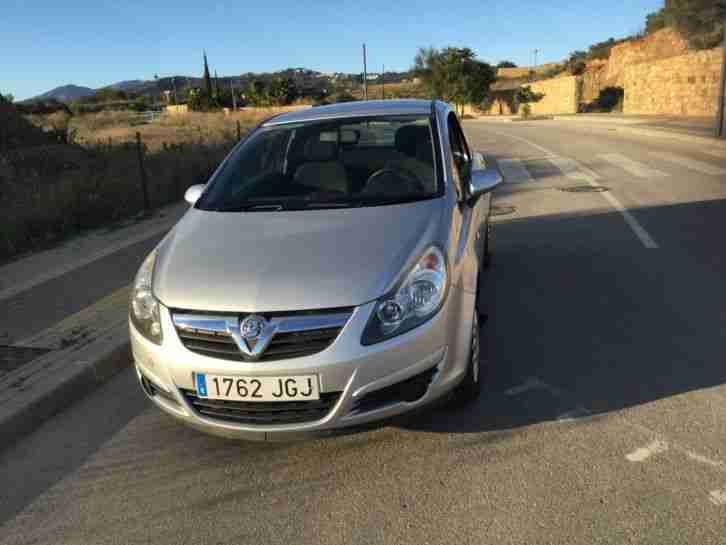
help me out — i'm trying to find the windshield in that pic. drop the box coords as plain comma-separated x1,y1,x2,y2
196,115,441,211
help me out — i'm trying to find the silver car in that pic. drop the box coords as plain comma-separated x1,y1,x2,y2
129,99,502,441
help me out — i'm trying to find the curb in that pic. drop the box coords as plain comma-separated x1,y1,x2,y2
551,115,646,126
470,116,554,123
0,324,131,453
608,126,726,148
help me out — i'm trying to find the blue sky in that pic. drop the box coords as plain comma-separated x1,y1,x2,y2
2,0,663,100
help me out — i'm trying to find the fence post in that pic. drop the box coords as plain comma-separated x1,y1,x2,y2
236,120,241,141
0,120,7,155
135,132,151,212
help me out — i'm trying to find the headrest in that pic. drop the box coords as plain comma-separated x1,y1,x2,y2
304,139,337,162
395,125,432,159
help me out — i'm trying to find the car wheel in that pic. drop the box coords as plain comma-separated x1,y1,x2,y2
453,309,482,404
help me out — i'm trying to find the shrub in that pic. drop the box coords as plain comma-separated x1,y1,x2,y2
596,87,624,112
645,0,725,50
333,92,357,103
0,110,273,260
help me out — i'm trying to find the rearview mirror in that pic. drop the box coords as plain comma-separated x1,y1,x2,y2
184,184,205,205
468,152,502,199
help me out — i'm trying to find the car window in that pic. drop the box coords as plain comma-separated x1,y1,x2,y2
197,115,441,211
447,113,471,186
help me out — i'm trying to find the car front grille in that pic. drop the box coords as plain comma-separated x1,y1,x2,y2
180,389,342,425
171,308,352,362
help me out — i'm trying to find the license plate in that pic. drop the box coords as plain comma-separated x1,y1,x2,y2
195,373,320,401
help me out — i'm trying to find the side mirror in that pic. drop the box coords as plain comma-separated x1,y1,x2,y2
468,152,502,199
184,184,205,206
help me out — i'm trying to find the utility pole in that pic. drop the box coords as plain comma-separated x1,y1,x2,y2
362,43,368,100
534,49,539,71
381,64,385,99
172,77,178,104
716,18,726,137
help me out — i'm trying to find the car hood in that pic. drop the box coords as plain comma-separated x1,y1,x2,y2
154,200,445,312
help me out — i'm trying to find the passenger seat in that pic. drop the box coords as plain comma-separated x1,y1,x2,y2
293,140,352,194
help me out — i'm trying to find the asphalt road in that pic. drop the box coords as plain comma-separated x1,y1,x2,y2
0,234,163,345
2,120,726,544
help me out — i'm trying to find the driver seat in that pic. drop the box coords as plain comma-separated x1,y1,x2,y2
384,125,436,193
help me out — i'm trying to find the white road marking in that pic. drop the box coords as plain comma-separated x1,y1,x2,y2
599,190,659,249
504,377,545,396
505,376,592,422
497,158,534,184
709,489,726,506
626,440,669,462
486,131,554,157
648,151,726,176
556,407,591,422
686,451,726,471
598,153,670,178
548,156,601,182
549,155,659,249
483,129,659,249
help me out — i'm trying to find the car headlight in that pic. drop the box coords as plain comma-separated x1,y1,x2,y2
129,250,163,344
362,246,448,345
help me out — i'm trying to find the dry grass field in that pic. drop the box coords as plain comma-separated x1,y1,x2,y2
1,107,299,261
350,81,424,100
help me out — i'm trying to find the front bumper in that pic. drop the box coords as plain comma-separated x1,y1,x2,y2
131,288,475,441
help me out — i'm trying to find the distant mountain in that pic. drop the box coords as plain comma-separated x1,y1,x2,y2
103,80,150,93
26,68,407,105
29,84,95,103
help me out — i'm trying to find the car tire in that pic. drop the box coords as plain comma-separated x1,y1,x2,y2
452,308,482,405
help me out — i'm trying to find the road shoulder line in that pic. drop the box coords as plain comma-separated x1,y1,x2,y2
486,129,659,249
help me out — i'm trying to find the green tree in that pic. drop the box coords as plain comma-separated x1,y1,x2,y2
514,85,545,118
496,61,517,69
246,80,269,106
267,77,298,105
566,50,588,75
202,51,213,97
2,93,14,103
645,0,726,48
413,47,496,116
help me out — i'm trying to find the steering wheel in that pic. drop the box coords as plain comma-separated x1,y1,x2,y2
362,167,425,195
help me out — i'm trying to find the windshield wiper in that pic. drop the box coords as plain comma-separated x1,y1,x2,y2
215,203,285,212
302,201,356,209
354,195,435,207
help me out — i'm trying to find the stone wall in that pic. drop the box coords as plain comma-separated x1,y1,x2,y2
580,60,608,106
578,27,690,109
528,76,579,115
606,28,689,87
623,48,723,115
482,94,516,116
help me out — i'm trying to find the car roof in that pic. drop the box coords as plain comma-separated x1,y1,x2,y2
262,99,436,126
